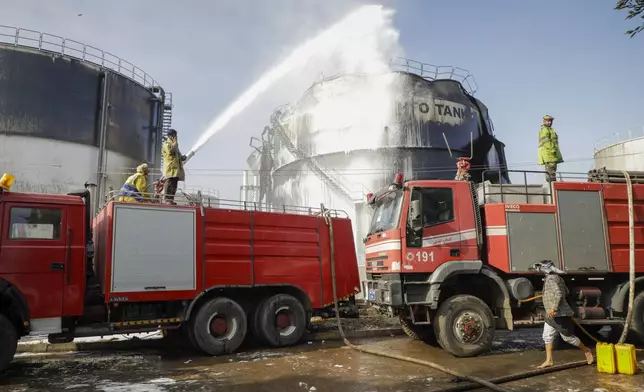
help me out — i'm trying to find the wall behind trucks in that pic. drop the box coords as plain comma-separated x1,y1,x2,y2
0,43,163,211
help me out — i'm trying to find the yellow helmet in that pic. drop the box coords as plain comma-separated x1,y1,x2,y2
137,163,149,173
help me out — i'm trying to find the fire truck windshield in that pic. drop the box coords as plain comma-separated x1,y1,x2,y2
367,189,404,235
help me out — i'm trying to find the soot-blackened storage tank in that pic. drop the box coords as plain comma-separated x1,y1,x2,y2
246,58,509,290
0,26,173,211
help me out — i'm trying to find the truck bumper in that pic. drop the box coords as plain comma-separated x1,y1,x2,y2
364,274,403,307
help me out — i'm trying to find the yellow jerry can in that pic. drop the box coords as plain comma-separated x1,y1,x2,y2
596,342,617,374
615,343,638,375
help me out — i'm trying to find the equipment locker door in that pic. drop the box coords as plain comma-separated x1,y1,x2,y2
0,203,67,333
404,186,464,270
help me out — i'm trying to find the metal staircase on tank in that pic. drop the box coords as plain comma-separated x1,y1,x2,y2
162,92,173,141
270,109,361,203
160,93,173,171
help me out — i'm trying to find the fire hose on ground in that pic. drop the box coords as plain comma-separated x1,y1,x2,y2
320,171,639,392
319,204,511,392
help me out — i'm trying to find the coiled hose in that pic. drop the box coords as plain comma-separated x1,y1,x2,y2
320,204,512,392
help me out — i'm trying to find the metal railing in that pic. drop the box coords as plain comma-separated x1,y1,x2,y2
102,190,348,218
218,199,348,218
479,169,590,204
389,57,478,95
0,25,160,90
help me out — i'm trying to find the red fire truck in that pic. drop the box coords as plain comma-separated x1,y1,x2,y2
0,174,360,372
364,171,644,357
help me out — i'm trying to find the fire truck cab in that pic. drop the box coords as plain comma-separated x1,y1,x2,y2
364,172,644,357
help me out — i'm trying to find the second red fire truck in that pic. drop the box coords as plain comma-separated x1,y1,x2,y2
365,171,644,357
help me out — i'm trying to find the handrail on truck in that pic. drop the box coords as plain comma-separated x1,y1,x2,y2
480,169,591,205
101,190,348,218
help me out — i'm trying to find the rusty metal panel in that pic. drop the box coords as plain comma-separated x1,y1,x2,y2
507,212,560,272
556,190,609,272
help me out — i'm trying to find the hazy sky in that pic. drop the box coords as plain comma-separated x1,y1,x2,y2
2,0,642,199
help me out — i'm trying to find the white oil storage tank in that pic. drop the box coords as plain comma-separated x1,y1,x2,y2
594,136,644,171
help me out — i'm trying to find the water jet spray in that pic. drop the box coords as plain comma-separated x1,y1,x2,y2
184,4,398,161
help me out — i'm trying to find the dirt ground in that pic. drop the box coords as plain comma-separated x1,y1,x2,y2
4,324,644,391
5,309,644,391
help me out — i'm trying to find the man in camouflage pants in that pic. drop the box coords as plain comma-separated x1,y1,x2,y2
534,260,594,368
538,115,563,182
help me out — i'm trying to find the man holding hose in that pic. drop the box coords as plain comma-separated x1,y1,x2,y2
162,129,187,204
534,260,594,368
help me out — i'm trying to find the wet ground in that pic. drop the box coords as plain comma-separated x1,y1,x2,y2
2,329,643,392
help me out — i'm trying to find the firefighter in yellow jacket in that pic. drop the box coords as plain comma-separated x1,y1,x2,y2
118,163,149,202
538,115,563,182
162,129,187,204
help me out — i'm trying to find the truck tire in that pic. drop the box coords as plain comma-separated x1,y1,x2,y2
433,294,495,358
251,297,269,344
400,318,439,346
190,297,247,356
185,322,200,351
629,291,644,342
256,294,307,348
0,314,18,373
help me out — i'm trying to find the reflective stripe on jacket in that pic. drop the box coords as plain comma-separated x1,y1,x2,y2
118,173,147,202
538,126,564,165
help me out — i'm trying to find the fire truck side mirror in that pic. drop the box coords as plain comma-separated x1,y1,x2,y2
409,199,422,232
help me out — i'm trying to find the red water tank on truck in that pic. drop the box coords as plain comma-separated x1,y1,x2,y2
0,173,360,372
364,170,644,357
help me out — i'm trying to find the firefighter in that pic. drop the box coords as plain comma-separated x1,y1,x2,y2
538,114,563,182
118,163,149,203
533,260,594,369
162,129,187,204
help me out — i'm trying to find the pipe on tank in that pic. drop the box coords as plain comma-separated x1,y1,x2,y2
153,87,166,180
95,72,111,213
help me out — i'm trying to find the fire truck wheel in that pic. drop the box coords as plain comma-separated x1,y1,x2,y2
400,317,439,346
0,314,18,373
185,322,200,351
190,297,248,356
433,294,495,358
630,291,644,342
251,297,269,344
256,294,307,348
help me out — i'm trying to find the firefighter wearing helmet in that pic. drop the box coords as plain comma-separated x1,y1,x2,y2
538,114,563,182
162,129,187,204
118,163,150,202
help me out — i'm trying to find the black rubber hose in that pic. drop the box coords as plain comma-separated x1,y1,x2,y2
437,360,588,392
